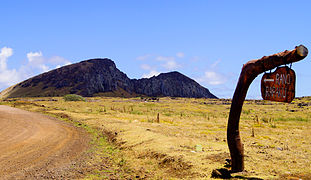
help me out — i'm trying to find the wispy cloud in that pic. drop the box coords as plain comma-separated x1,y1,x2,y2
136,54,151,61
156,55,181,70
142,70,160,78
197,71,227,85
155,56,175,62
138,52,184,78
49,56,71,68
140,63,161,78
162,60,180,70
196,59,228,86
140,64,152,70
176,52,185,58
211,59,221,68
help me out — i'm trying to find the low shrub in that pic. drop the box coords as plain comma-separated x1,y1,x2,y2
63,94,85,102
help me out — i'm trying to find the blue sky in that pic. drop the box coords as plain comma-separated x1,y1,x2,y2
0,0,310,98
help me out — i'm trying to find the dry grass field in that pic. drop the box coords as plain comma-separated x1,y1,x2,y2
1,96,311,179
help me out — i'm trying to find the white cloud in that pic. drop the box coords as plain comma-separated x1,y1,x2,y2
136,54,151,61
40,64,50,72
156,56,175,61
140,63,160,78
0,47,21,87
26,51,70,73
27,51,47,72
176,52,185,58
155,56,181,70
0,47,13,58
0,47,13,71
0,47,71,90
142,70,160,78
27,51,43,63
0,69,20,86
197,71,227,85
195,58,227,85
138,53,183,78
162,60,180,70
49,56,71,65
140,64,152,70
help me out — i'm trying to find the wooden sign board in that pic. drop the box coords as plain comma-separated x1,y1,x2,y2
261,66,296,103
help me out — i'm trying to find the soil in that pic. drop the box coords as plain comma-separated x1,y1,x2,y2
0,105,90,179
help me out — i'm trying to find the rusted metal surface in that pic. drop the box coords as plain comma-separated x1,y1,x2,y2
227,45,308,172
261,66,296,103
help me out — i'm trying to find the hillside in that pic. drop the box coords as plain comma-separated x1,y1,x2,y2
0,58,217,99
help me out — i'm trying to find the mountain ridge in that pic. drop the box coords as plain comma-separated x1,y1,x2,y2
0,58,217,99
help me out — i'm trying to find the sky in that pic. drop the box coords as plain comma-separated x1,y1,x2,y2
0,0,310,99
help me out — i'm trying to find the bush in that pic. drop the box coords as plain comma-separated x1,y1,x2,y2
63,94,85,102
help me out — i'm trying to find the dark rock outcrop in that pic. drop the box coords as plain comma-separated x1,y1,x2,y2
0,58,217,98
133,71,217,98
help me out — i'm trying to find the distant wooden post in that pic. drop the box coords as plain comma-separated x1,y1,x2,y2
227,45,308,172
156,113,160,123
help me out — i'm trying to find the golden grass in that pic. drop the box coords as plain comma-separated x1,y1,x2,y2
2,97,311,179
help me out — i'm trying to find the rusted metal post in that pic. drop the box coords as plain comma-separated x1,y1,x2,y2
227,45,308,172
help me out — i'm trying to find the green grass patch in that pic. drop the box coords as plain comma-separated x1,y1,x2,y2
129,110,143,115
63,94,86,101
274,117,309,122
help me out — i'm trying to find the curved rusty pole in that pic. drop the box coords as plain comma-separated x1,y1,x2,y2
227,45,308,172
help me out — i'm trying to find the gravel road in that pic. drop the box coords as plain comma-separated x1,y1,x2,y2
0,105,89,179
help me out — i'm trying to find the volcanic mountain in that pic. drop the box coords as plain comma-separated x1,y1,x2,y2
0,58,217,99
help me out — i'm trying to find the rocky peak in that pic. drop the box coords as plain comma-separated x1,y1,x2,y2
0,58,217,99
133,71,217,98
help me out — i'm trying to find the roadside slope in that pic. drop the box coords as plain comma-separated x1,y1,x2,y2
0,105,89,179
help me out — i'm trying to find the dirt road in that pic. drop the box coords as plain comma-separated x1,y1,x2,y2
0,105,89,179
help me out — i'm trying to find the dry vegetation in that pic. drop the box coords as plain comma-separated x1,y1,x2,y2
1,96,311,179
